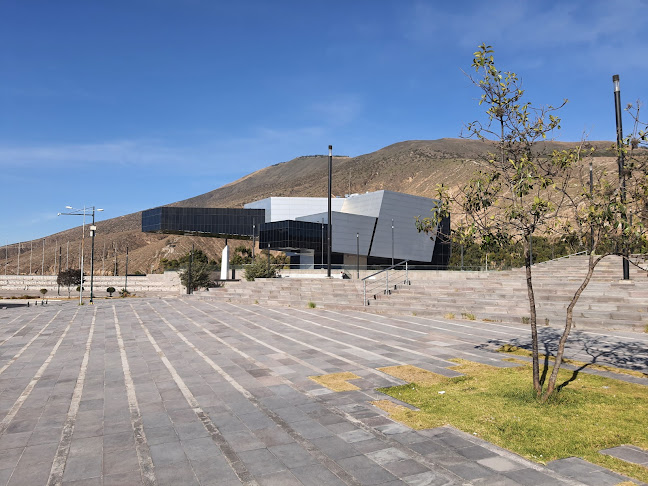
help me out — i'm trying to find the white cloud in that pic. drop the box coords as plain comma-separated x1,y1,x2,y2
402,0,648,69
310,94,363,126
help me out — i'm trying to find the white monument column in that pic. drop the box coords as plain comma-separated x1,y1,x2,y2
220,244,229,281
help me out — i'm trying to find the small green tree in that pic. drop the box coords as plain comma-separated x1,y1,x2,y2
57,269,81,298
40,288,48,298
418,44,648,401
106,286,116,297
230,245,253,265
244,256,278,281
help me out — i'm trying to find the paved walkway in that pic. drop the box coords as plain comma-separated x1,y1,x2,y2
0,298,645,485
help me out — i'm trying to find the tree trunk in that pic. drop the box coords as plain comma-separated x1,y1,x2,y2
542,253,605,400
523,238,541,394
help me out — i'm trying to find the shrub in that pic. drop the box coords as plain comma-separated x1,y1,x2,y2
461,312,476,321
40,289,48,297
119,289,130,298
307,301,316,308
244,257,278,281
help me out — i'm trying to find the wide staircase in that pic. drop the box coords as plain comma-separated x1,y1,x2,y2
197,255,648,331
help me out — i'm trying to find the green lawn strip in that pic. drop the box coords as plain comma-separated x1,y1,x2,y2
378,360,648,483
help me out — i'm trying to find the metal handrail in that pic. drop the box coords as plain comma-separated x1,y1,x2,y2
361,260,409,306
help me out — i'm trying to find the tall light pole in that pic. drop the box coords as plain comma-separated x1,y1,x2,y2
58,205,103,304
613,74,630,280
327,145,332,277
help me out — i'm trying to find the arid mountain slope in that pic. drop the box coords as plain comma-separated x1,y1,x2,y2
1,139,618,275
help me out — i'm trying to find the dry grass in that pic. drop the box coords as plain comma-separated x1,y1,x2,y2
378,365,448,386
371,399,411,415
498,345,648,380
309,372,361,391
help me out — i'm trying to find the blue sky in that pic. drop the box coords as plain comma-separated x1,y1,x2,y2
1,0,647,245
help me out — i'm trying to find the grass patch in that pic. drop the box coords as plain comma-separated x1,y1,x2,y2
444,312,455,319
307,301,316,309
309,372,361,391
461,312,476,320
378,365,448,386
498,345,648,379
378,359,648,482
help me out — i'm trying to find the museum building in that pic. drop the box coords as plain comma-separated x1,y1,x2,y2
141,190,450,269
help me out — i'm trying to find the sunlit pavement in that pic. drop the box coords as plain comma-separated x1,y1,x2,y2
0,298,644,485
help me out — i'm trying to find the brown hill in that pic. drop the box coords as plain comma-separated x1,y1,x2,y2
0,138,620,276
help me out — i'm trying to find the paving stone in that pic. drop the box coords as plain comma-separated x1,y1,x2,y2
149,441,187,466
502,468,561,485
402,470,456,486
290,463,347,486
366,447,412,465
269,442,318,468
154,462,199,486
600,445,648,465
238,448,287,477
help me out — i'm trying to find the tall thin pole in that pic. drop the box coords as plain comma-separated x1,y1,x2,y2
30,241,33,275
54,239,57,275
41,239,45,276
90,209,96,303
66,241,69,269
356,233,359,279
327,145,332,277
58,246,62,295
79,209,86,305
391,219,394,267
5,241,7,276
252,219,255,260
102,241,106,275
17,242,20,275
124,247,128,292
613,74,630,280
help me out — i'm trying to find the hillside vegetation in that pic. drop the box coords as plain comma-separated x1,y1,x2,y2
1,139,620,275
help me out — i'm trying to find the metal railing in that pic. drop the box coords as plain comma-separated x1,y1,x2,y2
361,261,409,306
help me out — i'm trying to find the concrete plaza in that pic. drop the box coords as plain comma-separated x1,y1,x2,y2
0,298,645,485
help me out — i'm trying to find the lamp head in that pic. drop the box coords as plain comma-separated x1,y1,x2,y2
65,206,73,209
613,74,620,92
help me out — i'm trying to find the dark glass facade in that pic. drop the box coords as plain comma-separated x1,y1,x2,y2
141,207,265,239
259,221,326,251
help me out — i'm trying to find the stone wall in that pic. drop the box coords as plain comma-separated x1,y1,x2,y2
0,272,183,296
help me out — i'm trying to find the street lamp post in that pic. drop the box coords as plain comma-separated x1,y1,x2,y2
58,206,103,304
327,145,332,277
613,74,630,280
